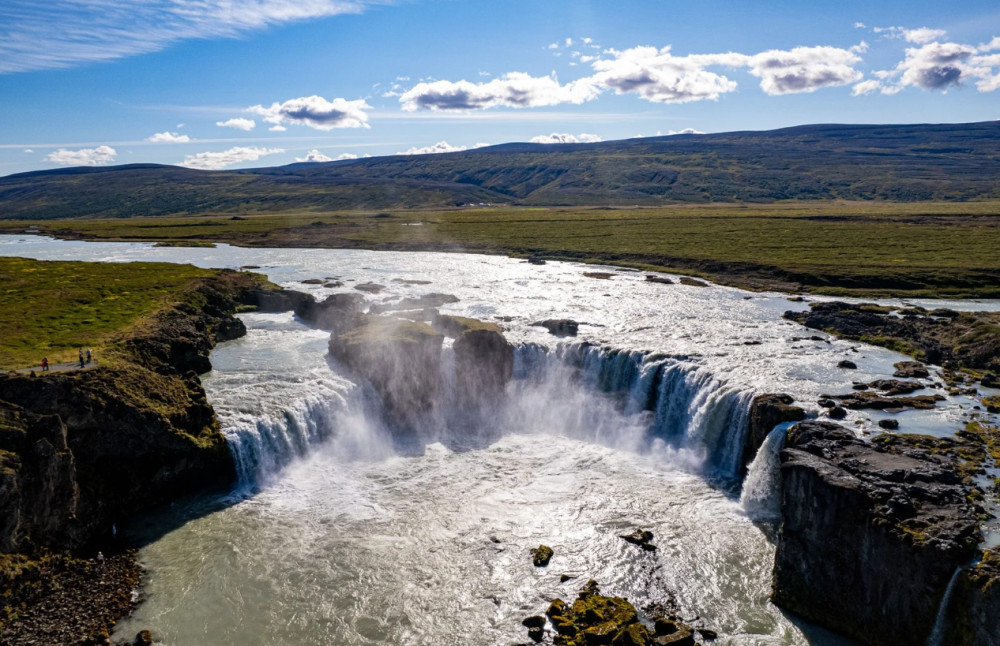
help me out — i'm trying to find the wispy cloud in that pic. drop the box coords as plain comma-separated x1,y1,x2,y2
181,146,283,170
0,0,378,74
399,73,599,111
397,141,487,155
45,145,117,166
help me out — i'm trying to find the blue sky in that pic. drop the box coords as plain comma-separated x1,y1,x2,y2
1,0,998,176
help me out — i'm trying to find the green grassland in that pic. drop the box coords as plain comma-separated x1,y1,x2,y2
0,257,218,370
3,200,1000,298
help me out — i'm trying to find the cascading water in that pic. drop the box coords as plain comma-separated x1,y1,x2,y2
512,343,757,480
741,423,791,520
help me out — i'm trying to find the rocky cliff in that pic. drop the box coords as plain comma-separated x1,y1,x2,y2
772,420,984,645
947,549,1000,645
0,270,284,554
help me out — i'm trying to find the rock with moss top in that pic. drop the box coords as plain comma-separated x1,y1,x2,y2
982,396,1000,413
772,420,982,645
329,316,443,428
532,545,554,567
894,361,930,379
741,394,806,475
945,550,1000,645
435,316,514,411
534,319,579,337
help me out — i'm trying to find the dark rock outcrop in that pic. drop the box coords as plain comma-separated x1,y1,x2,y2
534,319,579,337
866,379,925,396
645,275,673,285
822,390,944,410
329,317,444,428
678,277,707,287
894,361,930,379
438,316,514,411
369,293,459,314
532,545,553,567
837,360,857,369
252,288,311,313
295,292,366,330
741,394,806,474
785,302,1000,373
772,421,982,645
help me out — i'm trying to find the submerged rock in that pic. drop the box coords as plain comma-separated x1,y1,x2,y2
620,529,657,552
353,282,386,294
837,360,858,369
532,545,553,567
583,271,615,280
645,275,673,285
678,277,707,287
772,420,982,645
866,379,925,396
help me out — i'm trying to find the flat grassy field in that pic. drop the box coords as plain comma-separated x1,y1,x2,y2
2,200,999,298
0,257,216,370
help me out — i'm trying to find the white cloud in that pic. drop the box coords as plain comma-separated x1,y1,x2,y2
45,145,116,166
589,46,742,103
217,118,256,131
147,131,190,143
399,72,600,111
397,141,470,155
268,125,287,132
23,148,33,153
181,146,283,170
530,132,602,144
334,152,359,160
897,42,978,90
295,149,333,162
872,25,947,44
0,0,378,73
248,95,371,130
745,46,863,94
666,128,705,135
981,37,1000,52
851,79,884,95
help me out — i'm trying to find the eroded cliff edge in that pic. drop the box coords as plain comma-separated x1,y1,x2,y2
0,268,297,643
771,420,990,645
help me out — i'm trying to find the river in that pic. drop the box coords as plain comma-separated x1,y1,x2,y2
3,234,997,645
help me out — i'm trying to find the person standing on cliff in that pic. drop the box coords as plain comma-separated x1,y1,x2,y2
41,357,49,371
86,348,92,363
78,348,85,368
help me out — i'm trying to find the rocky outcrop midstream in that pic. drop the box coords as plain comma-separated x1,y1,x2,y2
740,393,805,475
772,420,983,645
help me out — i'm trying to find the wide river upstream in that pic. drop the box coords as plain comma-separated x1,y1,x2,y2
3,235,999,646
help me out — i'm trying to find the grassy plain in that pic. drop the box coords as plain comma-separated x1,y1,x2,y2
0,257,216,370
3,201,999,298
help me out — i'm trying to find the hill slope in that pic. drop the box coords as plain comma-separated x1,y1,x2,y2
2,121,999,219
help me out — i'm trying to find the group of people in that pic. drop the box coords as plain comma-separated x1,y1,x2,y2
38,347,93,372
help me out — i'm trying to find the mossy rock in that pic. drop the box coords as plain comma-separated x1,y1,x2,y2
982,396,1000,413
432,314,502,338
532,544,554,567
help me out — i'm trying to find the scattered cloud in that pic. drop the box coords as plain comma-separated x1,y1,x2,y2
896,42,976,90
981,37,1000,52
872,25,947,44
851,79,884,96
666,128,705,135
268,125,287,132
745,46,863,94
248,95,371,130
589,46,741,103
45,145,116,166
217,118,256,131
334,152,360,160
23,148,33,153
399,72,599,111
0,0,379,73
146,131,190,143
295,149,333,162
181,146,283,170
397,141,484,155
530,132,602,144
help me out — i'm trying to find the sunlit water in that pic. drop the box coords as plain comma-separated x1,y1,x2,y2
2,235,997,645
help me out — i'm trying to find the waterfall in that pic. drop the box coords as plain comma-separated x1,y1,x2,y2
513,344,756,480
741,423,790,519
927,564,966,646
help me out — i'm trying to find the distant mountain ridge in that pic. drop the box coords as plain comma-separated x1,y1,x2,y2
2,121,999,219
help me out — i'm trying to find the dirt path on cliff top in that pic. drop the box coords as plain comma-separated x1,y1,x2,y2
12,360,100,374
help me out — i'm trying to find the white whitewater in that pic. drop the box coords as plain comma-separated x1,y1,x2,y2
927,565,965,646
741,424,791,520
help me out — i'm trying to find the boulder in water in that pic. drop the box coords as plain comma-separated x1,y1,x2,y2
645,275,673,285
354,282,386,294
532,545,553,567
296,292,366,331
534,319,579,337
678,277,707,287
620,529,656,551
894,361,930,379
837,359,858,369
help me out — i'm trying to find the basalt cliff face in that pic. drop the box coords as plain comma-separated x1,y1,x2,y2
772,420,984,645
0,271,285,554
